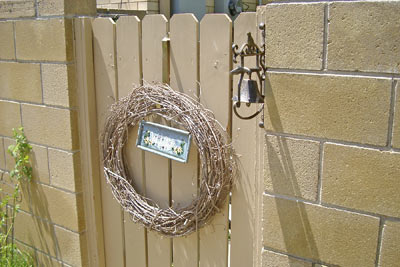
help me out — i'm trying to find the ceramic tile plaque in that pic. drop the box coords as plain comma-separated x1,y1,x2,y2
136,120,192,163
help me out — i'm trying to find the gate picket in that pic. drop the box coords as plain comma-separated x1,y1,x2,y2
199,14,232,267
230,12,258,267
170,14,200,267
92,17,126,267
142,14,172,267
116,16,143,97
115,16,147,267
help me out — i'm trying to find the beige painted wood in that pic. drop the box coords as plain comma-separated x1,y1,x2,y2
92,17,126,267
116,16,147,267
142,14,172,267
170,13,199,267
74,17,106,267
117,16,143,97
142,15,169,83
123,128,148,267
230,12,258,267
199,14,232,267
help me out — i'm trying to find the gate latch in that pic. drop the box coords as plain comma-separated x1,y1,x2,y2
231,23,266,128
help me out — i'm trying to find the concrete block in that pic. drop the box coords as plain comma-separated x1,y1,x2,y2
322,143,400,217
264,73,391,146
15,18,73,62
42,63,76,107
21,104,79,151
0,100,21,137
263,195,379,266
379,220,400,267
264,135,320,201
0,22,15,60
0,62,42,103
328,2,400,73
0,0,35,19
260,4,324,70
262,250,312,267
48,149,81,192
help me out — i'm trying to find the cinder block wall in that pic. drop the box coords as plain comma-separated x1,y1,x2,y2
0,0,95,266
258,1,400,266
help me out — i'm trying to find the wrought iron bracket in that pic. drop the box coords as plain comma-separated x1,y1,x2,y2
231,23,267,128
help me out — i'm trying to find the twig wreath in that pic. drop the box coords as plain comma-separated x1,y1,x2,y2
102,83,236,237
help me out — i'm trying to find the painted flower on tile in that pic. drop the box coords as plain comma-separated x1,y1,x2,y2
172,141,185,156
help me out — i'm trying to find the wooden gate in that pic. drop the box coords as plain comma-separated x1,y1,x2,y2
74,12,263,267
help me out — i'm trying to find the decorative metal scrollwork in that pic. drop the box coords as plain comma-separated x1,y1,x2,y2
231,23,267,128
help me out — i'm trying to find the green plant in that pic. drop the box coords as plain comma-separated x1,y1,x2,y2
0,127,34,266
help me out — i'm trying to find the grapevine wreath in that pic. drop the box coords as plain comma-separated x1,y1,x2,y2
102,83,236,237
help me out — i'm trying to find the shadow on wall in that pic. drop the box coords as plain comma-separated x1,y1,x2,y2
11,149,62,265
23,182,61,264
27,189,60,262
263,78,320,261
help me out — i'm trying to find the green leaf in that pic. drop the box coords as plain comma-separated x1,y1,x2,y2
0,127,34,266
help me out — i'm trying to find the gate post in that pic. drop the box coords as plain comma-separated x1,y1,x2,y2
74,17,107,267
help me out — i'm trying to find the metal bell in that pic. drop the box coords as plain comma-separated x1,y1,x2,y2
233,79,264,104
